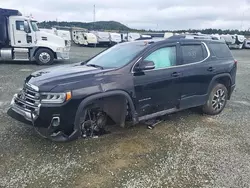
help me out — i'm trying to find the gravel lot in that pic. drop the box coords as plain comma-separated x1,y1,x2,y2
0,46,250,188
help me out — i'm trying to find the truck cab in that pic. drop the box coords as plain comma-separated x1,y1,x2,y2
0,8,69,65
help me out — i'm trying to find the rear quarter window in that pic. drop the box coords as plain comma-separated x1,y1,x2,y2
209,43,233,58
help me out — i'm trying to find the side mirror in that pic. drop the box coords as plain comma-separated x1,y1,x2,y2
135,60,155,72
24,21,30,33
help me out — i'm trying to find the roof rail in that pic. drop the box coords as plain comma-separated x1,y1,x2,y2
168,34,220,41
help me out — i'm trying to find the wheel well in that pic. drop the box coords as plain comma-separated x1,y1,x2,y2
33,47,57,59
215,76,231,97
87,95,131,127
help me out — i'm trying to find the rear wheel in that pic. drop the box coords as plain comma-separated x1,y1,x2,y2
35,48,54,65
202,83,228,115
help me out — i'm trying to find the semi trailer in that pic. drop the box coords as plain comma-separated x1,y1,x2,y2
0,8,69,65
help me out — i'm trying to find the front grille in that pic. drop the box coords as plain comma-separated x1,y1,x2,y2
15,84,40,112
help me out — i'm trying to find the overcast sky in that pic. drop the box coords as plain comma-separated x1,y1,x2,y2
2,0,250,30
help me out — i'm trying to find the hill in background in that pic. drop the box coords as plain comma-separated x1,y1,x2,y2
38,20,250,36
38,21,130,31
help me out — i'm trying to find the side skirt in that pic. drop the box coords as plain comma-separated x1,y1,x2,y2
137,95,208,122
138,108,179,122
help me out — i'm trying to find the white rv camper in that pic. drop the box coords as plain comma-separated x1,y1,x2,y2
164,32,174,39
82,33,98,46
128,33,141,41
71,29,97,46
244,39,250,49
91,31,110,46
221,34,245,49
121,32,141,42
72,30,82,44
109,32,121,45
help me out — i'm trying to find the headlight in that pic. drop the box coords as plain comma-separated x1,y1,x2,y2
41,92,72,104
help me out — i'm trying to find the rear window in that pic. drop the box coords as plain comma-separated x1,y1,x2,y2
181,44,208,64
209,43,232,58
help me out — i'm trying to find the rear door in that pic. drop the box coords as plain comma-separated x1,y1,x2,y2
133,43,183,116
178,41,216,108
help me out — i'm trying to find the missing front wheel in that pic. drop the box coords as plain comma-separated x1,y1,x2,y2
80,108,109,138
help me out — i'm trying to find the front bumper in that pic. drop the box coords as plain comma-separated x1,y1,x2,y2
9,94,34,122
8,94,81,142
56,51,70,60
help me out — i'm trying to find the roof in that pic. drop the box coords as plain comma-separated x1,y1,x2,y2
0,8,21,17
167,34,225,43
118,35,225,50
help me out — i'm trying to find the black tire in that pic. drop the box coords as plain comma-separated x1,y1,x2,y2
202,83,228,115
35,48,54,65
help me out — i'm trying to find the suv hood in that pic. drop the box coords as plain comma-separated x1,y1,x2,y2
26,63,113,92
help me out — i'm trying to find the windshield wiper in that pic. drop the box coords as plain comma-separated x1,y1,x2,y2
86,64,104,70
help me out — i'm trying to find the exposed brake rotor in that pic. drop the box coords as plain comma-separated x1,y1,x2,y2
81,110,108,138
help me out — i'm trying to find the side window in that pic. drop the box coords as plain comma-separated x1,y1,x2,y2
16,21,25,31
181,44,207,64
144,46,176,69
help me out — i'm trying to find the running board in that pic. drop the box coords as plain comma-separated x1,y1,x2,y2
138,108,178,122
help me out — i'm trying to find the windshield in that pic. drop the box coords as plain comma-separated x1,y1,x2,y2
30,21,39,31
86,42,147,68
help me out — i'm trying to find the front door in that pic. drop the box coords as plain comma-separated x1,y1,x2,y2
133,44,182,116
13,20,30,47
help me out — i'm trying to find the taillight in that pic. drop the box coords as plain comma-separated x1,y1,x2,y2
234,59,238,64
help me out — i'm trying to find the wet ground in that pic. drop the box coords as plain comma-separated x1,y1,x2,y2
0,46,250,188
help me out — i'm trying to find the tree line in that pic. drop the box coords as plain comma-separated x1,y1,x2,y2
38,21,250,35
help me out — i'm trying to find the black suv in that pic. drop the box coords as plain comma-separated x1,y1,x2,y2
8,36,237,142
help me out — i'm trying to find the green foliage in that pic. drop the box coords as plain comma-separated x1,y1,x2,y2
38,21,130,31
38,20,250,35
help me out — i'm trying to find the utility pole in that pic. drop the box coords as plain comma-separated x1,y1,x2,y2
93,5,96,22
93,4,96,48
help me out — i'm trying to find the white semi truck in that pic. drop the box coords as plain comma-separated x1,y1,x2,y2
40,28,72,46
0,8,69,65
